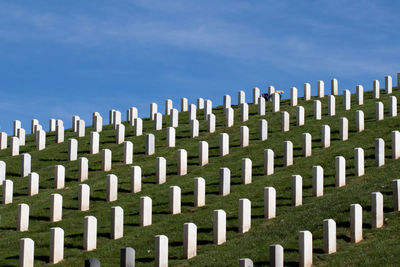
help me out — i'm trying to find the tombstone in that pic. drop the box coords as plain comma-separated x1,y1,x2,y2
376,102,384,120
268,85,275,96
154,113,163,130
312,166,323,197
72,115,80,132
106,174,118,202
390,96,397,117
219,168,230,196
304,83,311,100
56,124,64,143
340,117,348,141
50,227,64,264
31,119,39,134
291,87,298,106
392,131,400,159
302,133,312,157
327,95,335,116
259,119,268,141
170,108,179,127
69,138,78,161
165,99,173,115
373,80,380,99
241,103,248,122
238,198,251,233
140,196,152,226
112,111,121,129
239,259,253,267
17,128,25,146
177,149,187,176
194,177,206,207
264,149,274,175
166,127,175,147
291,175,302,206
54,165,65,189
314,100,321,120
299,230,313,267
84,216,97,251
343,89,351,110
356,85,364,105
150,102,158,120
281,111,289,132
13,120,21,136
0,161,4,185
77,120,85,137
238,90,246,106
21,153,31,177
269,244,284,267
199,141,209,166
156,157,166,184
223,94,231,110
371,192,383,229
354,148,365,177
123,141,133,165
240,126,249,147
0,132,7,150
78,157,89,182
393,179,400,211
350,204,363,243
11,136,20,156
34,124,42,137
331,78,338,95
321,125,330,148
197,98,204,109
323,219,336,254
190,119,199,138
225,107,234,127
385,75,392,94
264,187,276,219
375,138,385,167
335,156,346,187
272,93,280,112
183,222,197,259
102,149,112,171
85,258,100,267
181,97,188,112
189,104,197,123
36,130,46,151
145,134,155,155
155,235,168,267
130,166,142,193
93,112,103,132
28,172,39,196
356,110,364,132
253,87,260,104
20,238,34,267
317,80,324,98
204,99,212,120
134,118,143,136
128,107,138,126
116,124,125,144
121,247,135,267
111,206,124,240
17,203,29,232
207,113,216,133
50,193,62,222
258,97,266,115
90,132,99,154
220,133,229,156
213,209,226,245
79,184,90,211
2,180,13,204
296,106,305,126
284,141,293,167
169,186,181,214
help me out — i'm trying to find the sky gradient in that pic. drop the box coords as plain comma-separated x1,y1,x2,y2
0,0,399,134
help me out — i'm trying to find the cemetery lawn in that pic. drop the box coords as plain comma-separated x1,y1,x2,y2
1,88,400,266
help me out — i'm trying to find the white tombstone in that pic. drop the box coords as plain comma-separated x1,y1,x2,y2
181,97,188,112
241,158,252,184
343,89,351,110
77,157,89,182
240,126,249,147
127,107,138,126
116,124,125,144
0,161,4,185
204,99,212,120
268,85,275,96
323,219,336,254
183,222,197,259
140,196,152,226
258,97,265,115
199,141,209,166
340,117,348,141
350,204,362,243
296,106,305,126
328,95,335,116
146,134,155,155
219,167,230,196
169,186,181,214
177,149,187,176
11,136,20,156
312,165,323,197
253,87,260,104
321,125,330,148
314,100,321,120
13,120,21,136
331,78,338,95
259,119,268,141
220,133,229,156
371,192,383,228
84,216,97,251
155,235,168,267
36,130,45,151
150,102,158,120
356,85,364,105
238,198,251,233
390,96,397,117
264,187,276,219
111,206,124,240
272,93,280,112
165,99,173,116
0,132,7,150
93,113,103,132
190,119,199,138
113,111,122,129
304,83,311,101
90,132,99,154
134,118,143,136
335,156,346,187
385,75,392,94
376,102,384,120
375,138,385,167
354,148,365,176
239,259,253,267
393,179,400,211
2,179,13,204
270,244,284,267
392,131,400,159
373,80,380,99
17,128,25,146
68,138,78,161
50,193,62,222
281,111,289,132
31,119,39,134
154,112,163,130
56,124,64,143
317,80,324,98
284,141,293,167
28,172,39,196
21,153,31,177
292,175,302,206
170,108,179,127
223,94,231,110
54,165,65,189
50,227,64,264
302,133,312,157
356,110,364,132
20,238,34,267
156,157,166,184
17,203,29,232
130,166,142,193
77,119,85,137
291,87,298,106
79,184,90,211
238,90,246,106
102,149,112,171
107,174,118,202
123,141,133,165
207,113,216,133
197,98,204,109
72,115,80,132
264,149,274,175
299,230,313,267
213,209,226,245
189,104,197,123
194,177,206,207
166,127,175,147
241,103,248,122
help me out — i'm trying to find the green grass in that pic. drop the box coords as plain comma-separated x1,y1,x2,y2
1,87,400,266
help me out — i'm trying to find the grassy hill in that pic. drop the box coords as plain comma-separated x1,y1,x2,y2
1,85,400,266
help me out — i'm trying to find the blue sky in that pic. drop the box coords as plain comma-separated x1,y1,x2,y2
0,0,399,134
